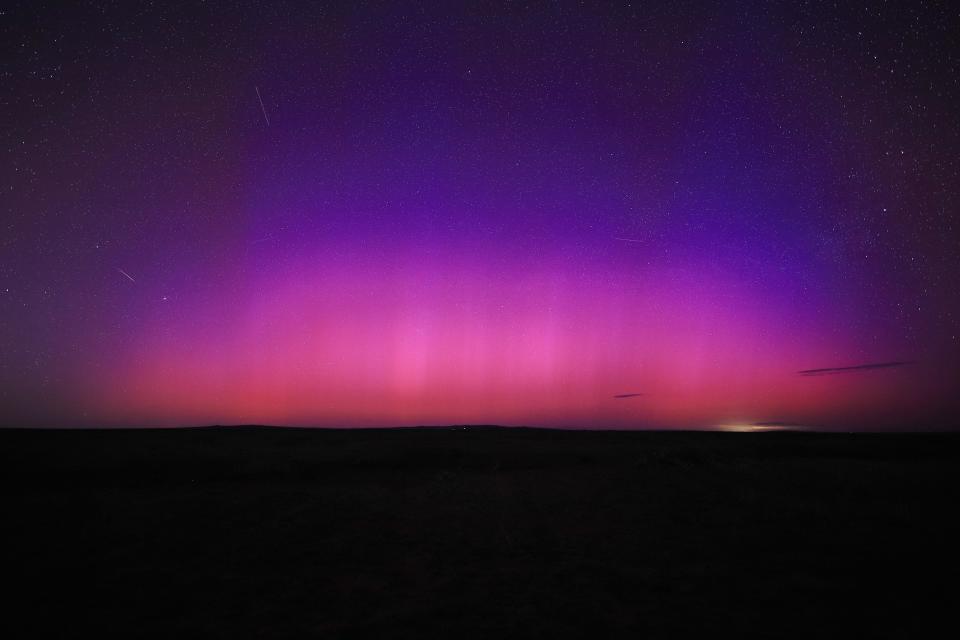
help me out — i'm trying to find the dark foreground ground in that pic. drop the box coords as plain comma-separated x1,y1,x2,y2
3,427,959,638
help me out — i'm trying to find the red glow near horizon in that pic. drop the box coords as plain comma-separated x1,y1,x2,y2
77,249,929,429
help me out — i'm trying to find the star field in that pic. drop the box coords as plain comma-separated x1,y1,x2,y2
2,1,959,428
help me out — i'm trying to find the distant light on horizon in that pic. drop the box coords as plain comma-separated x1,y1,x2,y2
713,423,806,433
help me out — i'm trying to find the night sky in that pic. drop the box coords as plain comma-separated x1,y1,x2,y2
3,1,959,429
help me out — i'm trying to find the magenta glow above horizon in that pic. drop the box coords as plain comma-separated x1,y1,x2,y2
4,3,959,429
74,244,931,429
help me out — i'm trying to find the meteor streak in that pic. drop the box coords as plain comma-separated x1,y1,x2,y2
255,85,270,126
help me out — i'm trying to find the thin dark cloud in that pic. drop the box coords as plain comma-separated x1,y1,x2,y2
797,361,913,376
613,393,644,399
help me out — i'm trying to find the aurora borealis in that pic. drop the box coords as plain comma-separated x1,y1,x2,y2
4,1,959,429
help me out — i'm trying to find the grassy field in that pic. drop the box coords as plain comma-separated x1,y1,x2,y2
3,427,958,637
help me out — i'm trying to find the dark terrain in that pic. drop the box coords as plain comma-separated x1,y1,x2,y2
3,427,959,637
